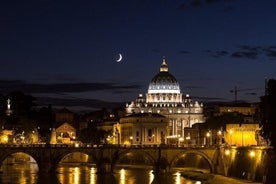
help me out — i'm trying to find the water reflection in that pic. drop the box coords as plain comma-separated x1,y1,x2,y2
149,170,154,184
120,168,125,184
1,163,195,184
90,167,96,184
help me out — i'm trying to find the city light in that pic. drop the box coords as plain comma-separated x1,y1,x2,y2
120,168,125,184
249,150,256,158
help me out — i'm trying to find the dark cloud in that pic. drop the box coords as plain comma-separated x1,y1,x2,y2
0,80,140,110
244,92,257,96
239,45,260,52
231,45,261,59
36,96,124,110
263,46,276,58
206,50,229,58
178,50,190,54
231,51,258,59
206,0,221,4
192,96,226,101
178,0,235,9
204,45,267,60
0,80,142,94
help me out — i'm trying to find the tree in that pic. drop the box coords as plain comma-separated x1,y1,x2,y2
260,79,276,145
78,121,111,144
260,79,276,184
205,112,244,130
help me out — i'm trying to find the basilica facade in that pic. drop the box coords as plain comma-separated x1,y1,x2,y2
125,58,205,144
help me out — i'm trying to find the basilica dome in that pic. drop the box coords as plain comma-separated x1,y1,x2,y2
148,58,181,94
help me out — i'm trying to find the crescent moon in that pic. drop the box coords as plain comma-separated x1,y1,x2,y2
116,53,122,62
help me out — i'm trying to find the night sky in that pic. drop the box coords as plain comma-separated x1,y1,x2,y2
1,0,276,111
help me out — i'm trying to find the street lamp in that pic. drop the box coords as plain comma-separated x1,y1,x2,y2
178,137,184,147
129,136,133,145
217,130,222,145
186,136,191,147
206,132,211,146
249,150,255,158
225,149,230,156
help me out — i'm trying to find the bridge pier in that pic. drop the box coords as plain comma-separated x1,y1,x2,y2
96,158,114,174
37,161,57,173
152,157,170,174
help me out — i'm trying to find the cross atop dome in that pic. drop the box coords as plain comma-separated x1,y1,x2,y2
160,56,168,72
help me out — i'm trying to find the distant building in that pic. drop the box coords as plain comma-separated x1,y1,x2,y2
225,123,261,146
55,122,76,144
214,103,258,123
119,113,168,145
125,58,205,144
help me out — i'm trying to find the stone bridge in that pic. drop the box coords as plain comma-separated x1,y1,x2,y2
0,144,270,179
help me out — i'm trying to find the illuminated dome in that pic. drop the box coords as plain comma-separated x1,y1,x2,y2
148,58,180,94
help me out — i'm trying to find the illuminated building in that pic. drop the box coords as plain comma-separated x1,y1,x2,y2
55,122,76,144
225,124,261,146
125,58,205,144
0,130,13,143
119,113,168,145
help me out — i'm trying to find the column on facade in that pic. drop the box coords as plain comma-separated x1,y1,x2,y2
143,127,145,144
156,128,158,144
181,119,185,137
175,120,178,136
172,119,175,136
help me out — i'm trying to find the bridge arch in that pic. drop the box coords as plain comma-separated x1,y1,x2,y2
170,150,215,173
48,150,98,172
0,150,39,172
115,149,156,167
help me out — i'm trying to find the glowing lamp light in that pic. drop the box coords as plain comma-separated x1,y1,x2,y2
249,151,255,158
225,149,230,155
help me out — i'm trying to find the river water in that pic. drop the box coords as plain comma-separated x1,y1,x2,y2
0,163,199,184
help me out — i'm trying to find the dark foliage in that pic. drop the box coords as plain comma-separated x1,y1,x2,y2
260,79,276,184
78,122,111,144
205,112,244,130
260,79,276,146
